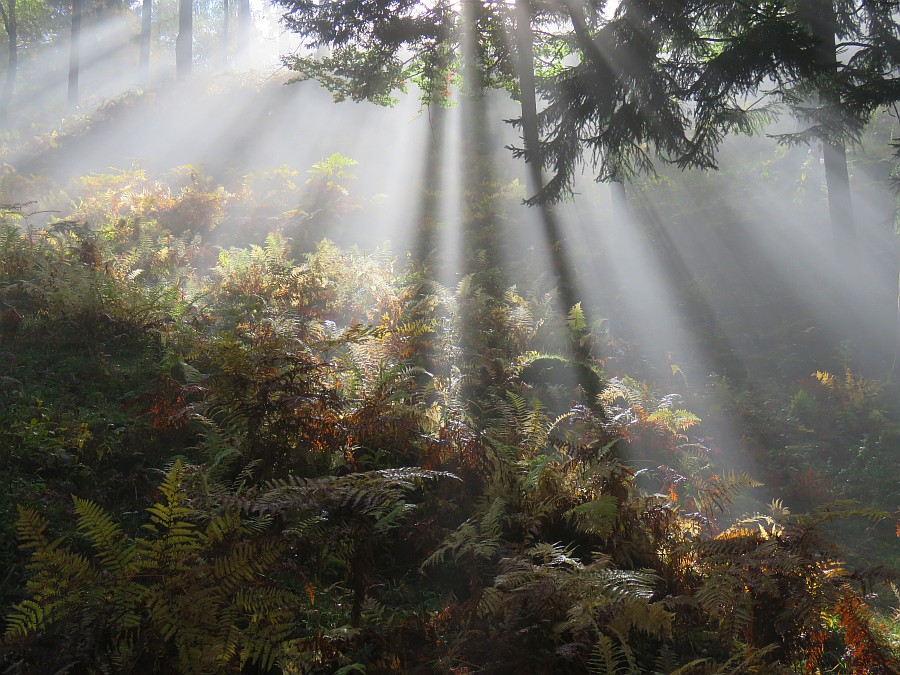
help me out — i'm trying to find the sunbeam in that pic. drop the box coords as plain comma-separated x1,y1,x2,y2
0,0,898,670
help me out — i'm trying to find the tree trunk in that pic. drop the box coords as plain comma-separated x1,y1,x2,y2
68,0,81,111
0,0,16,126
822,134,854,251
413,102,446,268
222,0,230,68
515,0,601,401
514,0,541,200
513,0,576,312
610,180,627,217
237,0,249,62
139,0,151,85
456,0,504,411
176,0,192,79
808,0,855,252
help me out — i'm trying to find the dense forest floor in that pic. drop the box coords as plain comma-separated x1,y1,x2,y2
0,82,899,673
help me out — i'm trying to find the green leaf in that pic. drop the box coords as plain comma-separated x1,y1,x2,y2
567,302,587,333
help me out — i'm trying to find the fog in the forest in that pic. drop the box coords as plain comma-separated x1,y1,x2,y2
4,9,899,483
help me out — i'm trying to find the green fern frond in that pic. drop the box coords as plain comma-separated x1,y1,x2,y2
204,508,246,543
476,587,505,618
15,505,50,552
694,471,762,528
243,467,457,518
565,495,619,537
590,568,657,602
588,632,637,675
5,598,53,638
567,302,587,334
667,658,712,674
73,496,135,574
600,377,646,409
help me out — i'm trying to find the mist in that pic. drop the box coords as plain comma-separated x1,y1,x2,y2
1,0,898,513
2,1,900,669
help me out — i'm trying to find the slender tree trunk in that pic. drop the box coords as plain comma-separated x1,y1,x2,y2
822,135,854,249
610,180,627,218
808,0,855,252
457,0,504,411
0,0,16,126
412,12,451,270
222,0,230,68
68,0,82,111
514,0,541,200
514,0,576,312
237,0,249,63
139,0,151,85
176,0,192,79
413,102,446,269
514,0,601,401
458,0,491,265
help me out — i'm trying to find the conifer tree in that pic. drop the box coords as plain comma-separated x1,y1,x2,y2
531,0,900,245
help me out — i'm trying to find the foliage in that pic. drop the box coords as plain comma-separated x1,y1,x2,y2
0,159,898,674
276,0,460,106
528,0,900,202
4,460,299,674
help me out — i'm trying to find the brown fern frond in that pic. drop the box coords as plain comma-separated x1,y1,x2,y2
836,586,900,674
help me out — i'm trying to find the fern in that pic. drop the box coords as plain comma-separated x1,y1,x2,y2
424,497,506,569
565,495,619,537
588,632,638,675
4,462,302,674
74,496,136,575
691,471,762,531
242,467,457,519
836,586,900,674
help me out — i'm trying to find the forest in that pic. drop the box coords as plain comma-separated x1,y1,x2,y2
0,0,899,672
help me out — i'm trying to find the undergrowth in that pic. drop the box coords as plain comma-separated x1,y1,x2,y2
0,164,897,673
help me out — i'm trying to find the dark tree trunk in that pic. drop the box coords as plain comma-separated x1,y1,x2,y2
514,0,541,200
0,0,16,126
514,0,600,401
513,0,575,312
139,0,151,85
176,0,192,78
68,0,81,110
808,0,856,252
456,0,505,411
413,102,446,269
822,133,854,250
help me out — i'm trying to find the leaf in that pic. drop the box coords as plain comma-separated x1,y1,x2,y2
567,302,587,333
565,496,619,537
73,496,135,574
